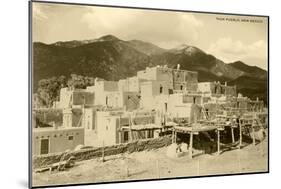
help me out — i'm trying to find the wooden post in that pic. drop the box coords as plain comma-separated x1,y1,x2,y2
239,119,242,149
175,131,177,144
172,128,174,143
129,114,133,142
231,127,235,143
252,120,256,146
119,116,121,144
217,129,220,155
101,140,105,162
189,132,193,159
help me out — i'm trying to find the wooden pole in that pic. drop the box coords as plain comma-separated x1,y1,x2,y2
119,115,121,144
217,129,220,155
129,114,133,142
252,120,256,146
172,128,174,143
189,132,193,159
102,140,105,162
239,119,242,149
231,127,235,143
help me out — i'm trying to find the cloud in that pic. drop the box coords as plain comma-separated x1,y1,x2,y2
33,3,48,21
81,7,204,48
207,37,267,69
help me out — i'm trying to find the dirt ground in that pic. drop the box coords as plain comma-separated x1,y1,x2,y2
33,136,268,187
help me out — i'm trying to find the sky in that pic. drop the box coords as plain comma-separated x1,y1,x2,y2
33,2,268,70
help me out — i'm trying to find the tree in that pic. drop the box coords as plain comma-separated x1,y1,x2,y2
35,74,96,108
36,75,67,107
67,74,95,89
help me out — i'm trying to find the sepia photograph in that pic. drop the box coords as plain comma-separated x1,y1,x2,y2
30,1,269,188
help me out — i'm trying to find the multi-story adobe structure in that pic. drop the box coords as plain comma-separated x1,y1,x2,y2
33,65,263,154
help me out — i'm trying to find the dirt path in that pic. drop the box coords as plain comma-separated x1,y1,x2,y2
33,137,268,187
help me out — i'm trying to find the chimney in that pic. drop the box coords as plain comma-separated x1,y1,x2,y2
94,77,99,85
177,64,180,70
52,121,58,130
225,82,227,86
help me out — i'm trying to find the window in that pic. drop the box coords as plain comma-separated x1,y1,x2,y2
168,89,173,94
180,85,183,90
160,85,163,94
68,136,74,140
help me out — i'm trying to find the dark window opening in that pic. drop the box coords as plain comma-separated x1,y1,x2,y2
160,85,163,94
68,136,74,140
168,89,173,94
180,85,183,90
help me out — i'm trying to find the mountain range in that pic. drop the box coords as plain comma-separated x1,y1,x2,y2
33,34,268,103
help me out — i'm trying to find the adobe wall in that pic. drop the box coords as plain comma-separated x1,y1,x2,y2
59,88,72,108
32,127,84,156
72,91,94,106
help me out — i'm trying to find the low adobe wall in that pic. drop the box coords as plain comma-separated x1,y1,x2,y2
32,136,172,169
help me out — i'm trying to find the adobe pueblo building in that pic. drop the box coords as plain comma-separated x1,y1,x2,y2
32,65,267,157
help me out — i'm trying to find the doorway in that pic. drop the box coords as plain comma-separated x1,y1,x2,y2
40,138,49,155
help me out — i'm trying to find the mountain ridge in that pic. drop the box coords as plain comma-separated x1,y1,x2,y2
33,34,267,103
